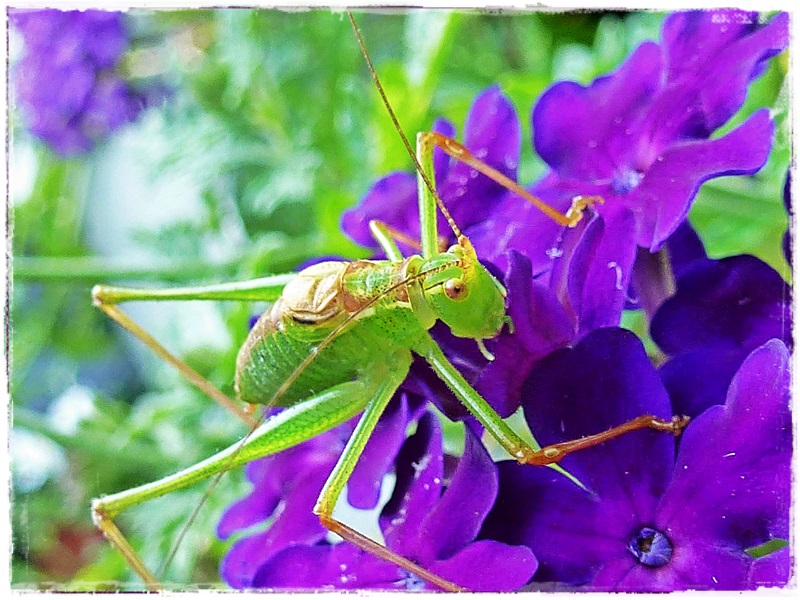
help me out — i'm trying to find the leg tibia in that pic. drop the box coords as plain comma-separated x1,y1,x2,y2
520,414,690,466
420,131,603,227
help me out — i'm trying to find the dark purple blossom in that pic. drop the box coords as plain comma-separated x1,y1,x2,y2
651,252,792,417
481,329,791,591
10,9,143,156
239,413,536,591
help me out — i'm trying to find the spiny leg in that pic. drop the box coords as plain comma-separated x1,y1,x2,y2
416,333,688,467
419,131,604,228
313,353,465,592
91,275,294,427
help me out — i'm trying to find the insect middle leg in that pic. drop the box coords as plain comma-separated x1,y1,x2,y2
415,332,688,467
312,350,465,592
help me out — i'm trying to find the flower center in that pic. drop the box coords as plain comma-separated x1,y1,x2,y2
611,167,644,195
401,571,427,591
627,526,673,568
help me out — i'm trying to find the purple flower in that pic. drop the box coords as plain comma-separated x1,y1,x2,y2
481,329,791,591
239,412,536,591
10,9,143,156
651,251,792,417
533,10,787,251
470,9,787,333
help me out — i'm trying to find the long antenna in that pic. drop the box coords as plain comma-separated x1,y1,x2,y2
347,11,463,241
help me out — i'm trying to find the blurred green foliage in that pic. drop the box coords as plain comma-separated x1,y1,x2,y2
8,8,789,589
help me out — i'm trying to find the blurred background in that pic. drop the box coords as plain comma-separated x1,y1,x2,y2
6,7,790,589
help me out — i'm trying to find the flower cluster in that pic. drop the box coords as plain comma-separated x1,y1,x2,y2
217,9,791,592
10,9,144,156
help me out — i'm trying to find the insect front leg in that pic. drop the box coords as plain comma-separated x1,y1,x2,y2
416,332,688,466
418,130,604,228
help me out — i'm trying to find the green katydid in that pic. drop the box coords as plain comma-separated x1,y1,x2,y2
90,12,688,592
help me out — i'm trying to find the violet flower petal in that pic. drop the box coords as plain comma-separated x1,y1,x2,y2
522,327,675,487
379,413,444,562
439,86,521,229
418,427,499,561
475,250,573,416
652,254,791,355
630,109,775,250
430,539,537,592
567,208,638,334
657,340,791,551
661,10,789,136
340,171,418,251
747,546,792,589
251,543,402,590
533,42,663,181
347,394,410,509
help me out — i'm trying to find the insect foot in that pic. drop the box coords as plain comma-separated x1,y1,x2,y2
565,194,605,227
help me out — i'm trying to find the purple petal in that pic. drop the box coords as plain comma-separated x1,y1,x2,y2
475,251,573,416
379,413,444,562
467,175,574,274
251,543,403,590
347,394,410,509
630,109,775,250
595,540,754,591
482,460,617,585
219,460,330,588
747,547,792,589
658,346,750,417
657,340,792,552
522,327,675,490
652,254,792,355
661,11,789,136
430,539,537,592
567,208,638,335
533,42,663,180
418,428,498,561
665,220,709,279
483,329,677,583
340,172,418,251
439,86,521,230
81,11,128,68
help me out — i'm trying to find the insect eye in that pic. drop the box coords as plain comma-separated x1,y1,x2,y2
444,278,468,301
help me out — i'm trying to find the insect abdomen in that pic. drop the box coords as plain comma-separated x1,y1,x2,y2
235,260,423,406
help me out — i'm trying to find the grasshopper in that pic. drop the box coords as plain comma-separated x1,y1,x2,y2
90,12,687,592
